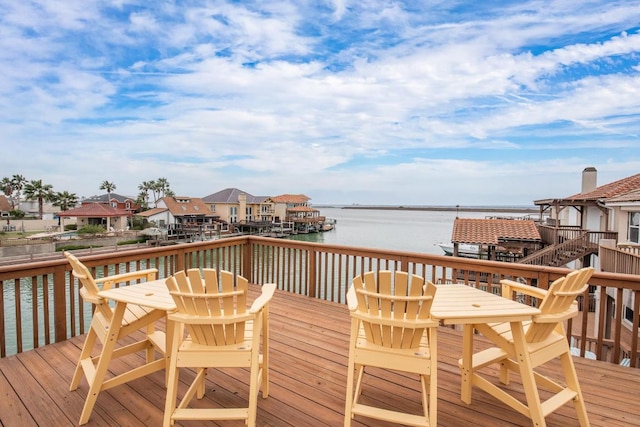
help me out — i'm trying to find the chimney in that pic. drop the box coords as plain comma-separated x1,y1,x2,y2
582,167,597,193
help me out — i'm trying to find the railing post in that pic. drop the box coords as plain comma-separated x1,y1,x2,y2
243,241,253,283
308,249,316,298
53,263,68,343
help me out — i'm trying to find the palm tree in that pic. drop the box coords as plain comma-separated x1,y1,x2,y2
99,181,116,206
52,191,78,211
52,191,78,230
23,179,54,219
138,180,153,208
11,174,26,210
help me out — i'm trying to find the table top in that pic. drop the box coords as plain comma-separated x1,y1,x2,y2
98,279,176,311
431,284,540,325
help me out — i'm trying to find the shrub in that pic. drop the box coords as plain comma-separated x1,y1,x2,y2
77,225,106,235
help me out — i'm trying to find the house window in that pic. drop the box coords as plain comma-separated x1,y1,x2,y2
125,202,131,209
210,204,215,212
629,212,640,244
624,306,634,323
229,206,237,223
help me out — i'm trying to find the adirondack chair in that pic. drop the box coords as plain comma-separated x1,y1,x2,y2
163,268,276,427
344,270,438,427
464,267,595,427
64,251,166,425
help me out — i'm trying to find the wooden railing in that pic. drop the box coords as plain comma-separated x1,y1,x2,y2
1,236,639,368
600,243,640,275
537,224,617,246
520,228,617,266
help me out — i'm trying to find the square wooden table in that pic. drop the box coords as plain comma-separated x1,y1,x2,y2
430,285,540,404
97,279,177,381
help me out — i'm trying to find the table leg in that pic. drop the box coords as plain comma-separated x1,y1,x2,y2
461,324,474,404
510,321,545,426
79,302,126,425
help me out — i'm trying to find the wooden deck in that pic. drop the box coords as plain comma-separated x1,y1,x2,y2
1,287,640,427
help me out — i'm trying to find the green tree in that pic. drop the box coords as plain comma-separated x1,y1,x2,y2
23,179,54,219
99,180,117,205
52,191,78,211
52,191,78,230
11,174,27,209
147,177,172,207
137,180,153,208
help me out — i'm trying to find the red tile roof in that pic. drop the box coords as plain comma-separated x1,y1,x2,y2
566,173,640,201
136,207,168,217
270,194,310,204
0,195,11,212
161,197,215,217
60,203,130,217
606,188,640,203
288,206,318,212
451,218,541,245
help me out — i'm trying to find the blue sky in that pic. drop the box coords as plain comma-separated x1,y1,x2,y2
1,1,640,206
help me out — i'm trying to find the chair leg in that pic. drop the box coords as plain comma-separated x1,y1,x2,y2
163,322,182,427
559,352,590,426
510,321,545,427
429,328,437,427
70,326,98,391
344,353,356,426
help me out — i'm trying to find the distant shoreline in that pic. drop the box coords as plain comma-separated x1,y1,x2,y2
317,205,539,214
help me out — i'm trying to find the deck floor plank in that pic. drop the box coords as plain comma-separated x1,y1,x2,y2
1,287,640,427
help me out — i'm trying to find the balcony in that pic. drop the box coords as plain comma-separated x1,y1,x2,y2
1,237,640,425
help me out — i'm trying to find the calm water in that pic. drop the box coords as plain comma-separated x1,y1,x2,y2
288,207,533,255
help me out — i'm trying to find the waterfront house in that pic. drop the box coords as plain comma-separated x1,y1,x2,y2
83,193,141,216
202,188,272,223
269,193,325,233
534,167,640,365
136,196,226,239
60,202,130,231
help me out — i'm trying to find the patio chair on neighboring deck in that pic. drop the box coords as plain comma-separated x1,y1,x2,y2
64,251,166,425
344,270,438,426
163,268,276,427
463,267,595,427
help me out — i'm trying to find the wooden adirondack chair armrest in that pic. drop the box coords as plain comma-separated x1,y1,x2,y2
534,306,580,323
249,283,277,313
79,286,103,304
95,268,158,290
500,279,547,300
346,285,358,311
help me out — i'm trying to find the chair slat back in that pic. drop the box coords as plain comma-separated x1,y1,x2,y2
64,251,113,321
351,270,436,349
166,268,249,346
527,267,594,343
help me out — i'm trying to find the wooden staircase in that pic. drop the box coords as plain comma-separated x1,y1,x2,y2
518,232,599,267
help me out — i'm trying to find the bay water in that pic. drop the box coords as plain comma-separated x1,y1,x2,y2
288,207,535,255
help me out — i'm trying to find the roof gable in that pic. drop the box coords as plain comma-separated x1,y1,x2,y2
60,203,130,217
83,193,136,204
161,196,211,216
202,188,267,204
